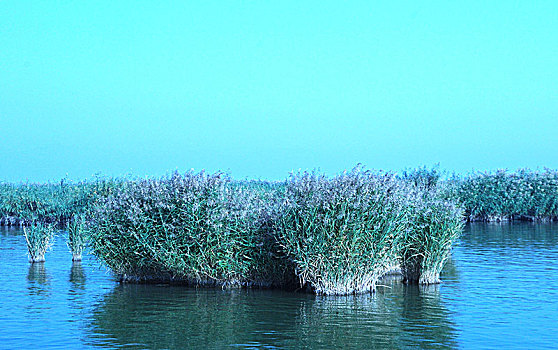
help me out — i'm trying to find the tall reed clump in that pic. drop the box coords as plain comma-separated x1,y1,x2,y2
67,214,88,261
88,171,292,288
400,189,464,284
276,167,409,295
23,222,55,263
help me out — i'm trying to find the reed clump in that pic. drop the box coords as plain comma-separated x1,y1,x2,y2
23,222,55,263
87,167,466,294
276,167,409,295
67,214,88,261
88,171,293,288
398,166,464,284
400,190,464,284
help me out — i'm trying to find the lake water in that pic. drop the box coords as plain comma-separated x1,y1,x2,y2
1,224,557,349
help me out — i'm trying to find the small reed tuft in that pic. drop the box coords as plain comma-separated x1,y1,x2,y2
67,214,88,261
24,222,55,263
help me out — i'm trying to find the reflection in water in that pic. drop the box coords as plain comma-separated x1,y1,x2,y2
440,256,458,282
465,222,558,248
399,284,457,349
69,261,87,311
0,226,21,237
27,263,50,298
88,279,457,349
67,260,88,335
70,261,86,289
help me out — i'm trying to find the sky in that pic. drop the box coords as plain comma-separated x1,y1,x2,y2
1,1,557,182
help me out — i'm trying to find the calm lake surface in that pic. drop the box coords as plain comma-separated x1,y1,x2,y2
1,224,557,349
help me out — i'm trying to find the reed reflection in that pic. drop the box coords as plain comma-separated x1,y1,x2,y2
67,260,88,319
27,263,50,296
88,280,457,349
70,261,86,289
26,262,52,315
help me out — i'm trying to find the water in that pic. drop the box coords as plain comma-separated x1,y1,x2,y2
1,224,557,349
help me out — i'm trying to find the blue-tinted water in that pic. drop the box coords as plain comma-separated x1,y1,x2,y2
0,224,557,349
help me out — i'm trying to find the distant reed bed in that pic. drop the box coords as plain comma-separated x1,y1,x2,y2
0,178,122,226
455,169,558,222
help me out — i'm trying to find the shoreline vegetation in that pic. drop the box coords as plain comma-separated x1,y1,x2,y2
1,166,556,295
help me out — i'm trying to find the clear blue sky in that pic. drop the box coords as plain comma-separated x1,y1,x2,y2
1,1,557,182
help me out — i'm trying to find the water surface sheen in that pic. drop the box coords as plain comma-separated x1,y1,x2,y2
1,224,557,349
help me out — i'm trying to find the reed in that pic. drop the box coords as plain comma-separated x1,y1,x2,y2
87,167,466,293
400,164,443,190
23,222,55,263
0,177,123,226
67,214,88,261
456,169,558,222
4,168,557,226
277,167,409,295
88,171,293,288
400,190,464,284
4,165,473,292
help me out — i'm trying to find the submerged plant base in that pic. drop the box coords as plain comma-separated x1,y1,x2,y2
115,271,398,295
402,264,442,285
418,270,442,285
468,215,511,223
28,255,46,264
383,264,402,276
302,271,384,296
110,262,447,293
72,253,82,261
